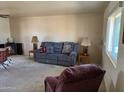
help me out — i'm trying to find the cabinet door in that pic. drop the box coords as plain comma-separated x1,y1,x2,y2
16,43,23,55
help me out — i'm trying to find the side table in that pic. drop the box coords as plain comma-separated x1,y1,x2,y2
78,53,90,65
29,50,34,56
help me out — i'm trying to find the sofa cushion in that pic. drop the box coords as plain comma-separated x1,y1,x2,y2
53,43,63,54
41,42,45,47
46,47,54,54
46,54,58,60
43,42,63,54
44,42,54,47
59,64,105,82
58,54,72,62
36,53,47,59
62,43,73,54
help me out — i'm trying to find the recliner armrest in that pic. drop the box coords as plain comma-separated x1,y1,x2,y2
45,76,59,92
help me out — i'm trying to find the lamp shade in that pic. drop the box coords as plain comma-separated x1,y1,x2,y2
81,37,91,46
31,36,39,43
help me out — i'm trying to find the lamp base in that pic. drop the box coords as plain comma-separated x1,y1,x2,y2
83,46,88,56
33,43,38,50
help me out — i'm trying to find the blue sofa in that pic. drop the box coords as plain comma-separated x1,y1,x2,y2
34,42,79,66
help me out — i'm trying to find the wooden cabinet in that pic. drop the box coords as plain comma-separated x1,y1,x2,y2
0,43,23,55
6,43,17,55
78,53,90,64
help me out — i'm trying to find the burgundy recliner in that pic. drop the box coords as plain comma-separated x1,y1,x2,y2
44,64,105,92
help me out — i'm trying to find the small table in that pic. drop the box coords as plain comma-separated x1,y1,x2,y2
29,50,34,56
78,53,90,65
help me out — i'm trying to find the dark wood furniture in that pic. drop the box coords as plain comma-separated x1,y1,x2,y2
0,44,5,48
16,43,23,55
6,43,17,55
0,43,23,55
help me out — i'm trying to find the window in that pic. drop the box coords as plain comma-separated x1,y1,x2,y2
106,8,122,66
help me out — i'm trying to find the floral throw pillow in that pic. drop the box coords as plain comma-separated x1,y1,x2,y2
62,44,72,54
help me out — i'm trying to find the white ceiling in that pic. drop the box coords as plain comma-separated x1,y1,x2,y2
0,1,108,17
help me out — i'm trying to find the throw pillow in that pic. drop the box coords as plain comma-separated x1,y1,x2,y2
62,44,72,54
40,47,46,53
46,47,54,54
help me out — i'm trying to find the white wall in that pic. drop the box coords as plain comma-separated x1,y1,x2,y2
10,13,103,64
102,1,124,91
0,17,11,44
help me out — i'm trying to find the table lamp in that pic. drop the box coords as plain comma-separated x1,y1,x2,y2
81,37,91,56
31,36,39,50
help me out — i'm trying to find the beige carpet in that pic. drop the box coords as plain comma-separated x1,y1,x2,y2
0,55,105,92
0,55,66,92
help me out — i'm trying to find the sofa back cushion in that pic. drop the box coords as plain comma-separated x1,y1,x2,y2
41,42,79,54
46,46,54,54
43,42,54,47
53,43,63,54
41,42,53,54
59,64,105,83
41,42,63,54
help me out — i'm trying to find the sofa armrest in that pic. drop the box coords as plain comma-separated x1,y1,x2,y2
69,51,78,65
45,76,59,92
70,51,77,57
34,49,40,60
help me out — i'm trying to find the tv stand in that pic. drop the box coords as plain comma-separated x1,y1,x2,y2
0,43,23,55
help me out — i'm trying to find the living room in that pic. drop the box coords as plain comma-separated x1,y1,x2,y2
0,1,124,92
